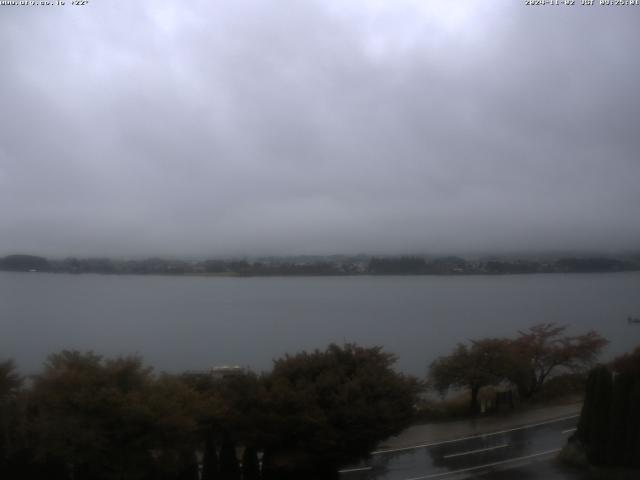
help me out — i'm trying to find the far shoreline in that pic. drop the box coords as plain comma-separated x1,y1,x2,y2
2,269,640,279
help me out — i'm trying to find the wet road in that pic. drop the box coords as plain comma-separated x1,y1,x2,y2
340,415,582,480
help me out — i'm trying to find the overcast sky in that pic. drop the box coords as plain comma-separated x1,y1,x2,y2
1,1,639,258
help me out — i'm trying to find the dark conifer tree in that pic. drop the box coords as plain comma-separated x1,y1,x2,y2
219,436,240,480
177,449,199,480
627,378,640,467
201,435,219,480
577,350,640,469
577,366,597,444
241,445,260,480
586,365,613,465
607,371,633,465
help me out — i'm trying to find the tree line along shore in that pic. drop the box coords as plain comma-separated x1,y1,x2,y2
2,323,637,479
2,253,640,277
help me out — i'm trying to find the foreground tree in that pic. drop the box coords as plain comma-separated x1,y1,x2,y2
429,338,512,414
510,323,608,398
0,360,21,399
219,435,240,480
0,360,23,476
262,343,421,475
576,365,613,465
201,434,219,480
241,445,260,480
29,351,201,480
575,345,640,468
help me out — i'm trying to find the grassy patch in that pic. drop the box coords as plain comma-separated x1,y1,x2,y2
532,373,587,403
557,443,589,469
414,393,471,422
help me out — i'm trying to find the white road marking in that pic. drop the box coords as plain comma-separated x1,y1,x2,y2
561,428,577,435
338,466,373,474
371,414,579,455
442,443,509,459
403,448,561,480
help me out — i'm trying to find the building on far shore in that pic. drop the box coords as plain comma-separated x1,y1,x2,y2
210,365,247,380
181,365,247,384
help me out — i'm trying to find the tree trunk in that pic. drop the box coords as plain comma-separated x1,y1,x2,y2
241,446,260,480
470,385,480,415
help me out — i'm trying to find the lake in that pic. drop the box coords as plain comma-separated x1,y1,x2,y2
1,271,639,376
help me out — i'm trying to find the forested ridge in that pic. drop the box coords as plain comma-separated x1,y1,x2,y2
2,253,639,277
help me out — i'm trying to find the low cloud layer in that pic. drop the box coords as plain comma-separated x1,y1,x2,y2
1,1,639,257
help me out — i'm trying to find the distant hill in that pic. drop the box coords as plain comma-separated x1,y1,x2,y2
0,254,50,272
0,253,638,277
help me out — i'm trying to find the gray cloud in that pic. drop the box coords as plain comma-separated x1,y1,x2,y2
1,0,639,257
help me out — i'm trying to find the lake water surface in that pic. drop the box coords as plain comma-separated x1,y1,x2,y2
1,272,639,376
